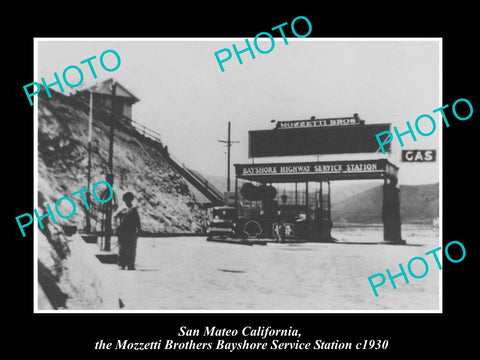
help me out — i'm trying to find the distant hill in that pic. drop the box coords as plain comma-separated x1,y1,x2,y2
330,181,378,205
201,174,229,193
332,183,439,224
398,183,439,224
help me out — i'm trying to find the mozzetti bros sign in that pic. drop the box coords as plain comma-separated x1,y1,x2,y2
275,116,362,129
249,123,390,158
235,159,397,181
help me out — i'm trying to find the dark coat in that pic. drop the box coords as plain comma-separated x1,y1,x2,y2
115,206,141,268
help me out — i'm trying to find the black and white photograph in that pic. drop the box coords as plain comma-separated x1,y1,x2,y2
34,38,441,312
8,7,478,357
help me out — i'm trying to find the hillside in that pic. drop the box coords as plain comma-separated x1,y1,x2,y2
36,89,213,309
37,90,209,234
331,183,439,224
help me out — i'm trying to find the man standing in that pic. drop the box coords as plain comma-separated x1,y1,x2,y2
115,191,141,270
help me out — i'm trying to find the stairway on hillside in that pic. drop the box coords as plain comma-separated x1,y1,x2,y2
62,91,225,207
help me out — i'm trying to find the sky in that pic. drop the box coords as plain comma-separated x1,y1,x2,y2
36,38,441,185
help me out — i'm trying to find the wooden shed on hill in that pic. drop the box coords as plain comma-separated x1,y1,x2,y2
77,78,140,121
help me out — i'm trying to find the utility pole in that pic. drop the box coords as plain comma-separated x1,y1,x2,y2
85,89,93,233
104,80,117,251
218,121,239,192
